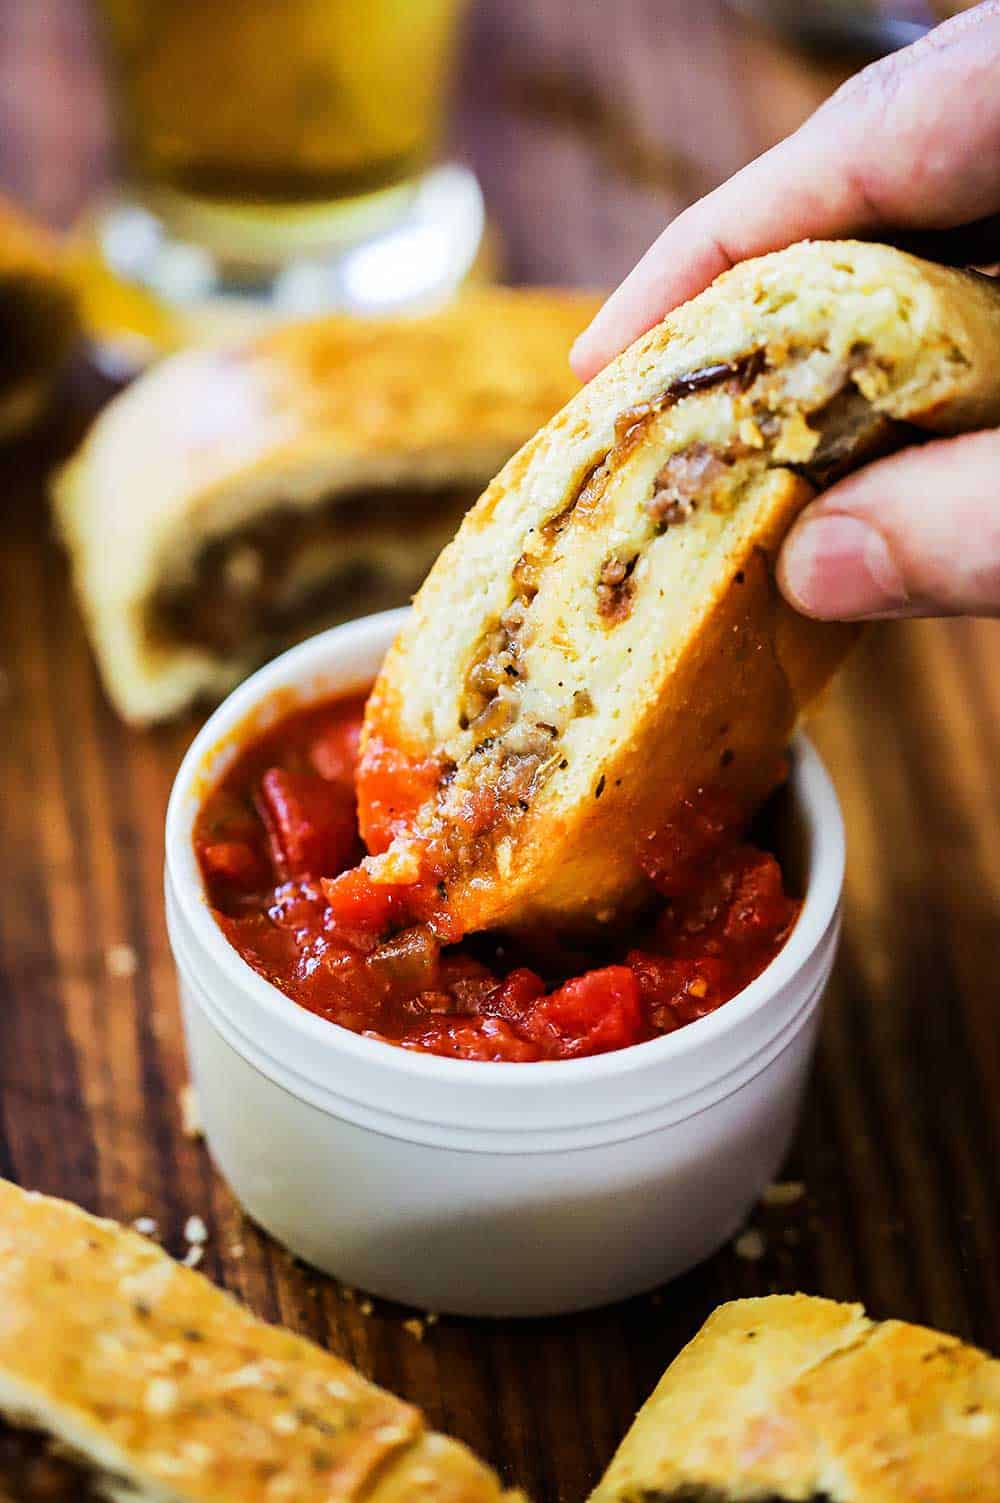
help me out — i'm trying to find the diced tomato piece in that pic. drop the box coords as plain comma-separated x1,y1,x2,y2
356,736,442,854
198,839,271,890
216,911,302,983
296,942,392,1028
638,788,746,897
484,967,547,1023
399,1016,543,1062
320,865,414,944
257,767,359,881
267,880,326,930
435,953,498,1012
525,966,643,1057
721,851,799,947
197,789,262,843
628,950,726,1031
308,715,362,783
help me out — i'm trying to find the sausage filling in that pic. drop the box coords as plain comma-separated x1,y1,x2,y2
151,484,477,659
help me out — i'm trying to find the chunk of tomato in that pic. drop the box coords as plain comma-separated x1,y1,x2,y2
638,788,746,897
720,850,799,947
484,967,547,1024
320,865,414,946
257,767,359,881
525,966,643,1058
399,1016,543,1062
628,950,726,1031
356,736,441,855
198,839,270,891
308,714,362,783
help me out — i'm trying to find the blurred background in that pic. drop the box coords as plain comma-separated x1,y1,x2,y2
0,0,963,356
1,7,998,1502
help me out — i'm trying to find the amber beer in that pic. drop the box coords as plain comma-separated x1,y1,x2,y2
97,0,466,213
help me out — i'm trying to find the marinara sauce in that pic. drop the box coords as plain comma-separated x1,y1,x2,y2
194,694,800,1063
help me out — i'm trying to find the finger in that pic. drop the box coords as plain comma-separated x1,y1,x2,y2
777,429,1000,620
571,3,1000,379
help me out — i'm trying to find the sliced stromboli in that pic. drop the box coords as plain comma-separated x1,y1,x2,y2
0,1178,525,1503
0,195,78,442
52,288,598,723
588,1293,1000,1502
359,242,1000,938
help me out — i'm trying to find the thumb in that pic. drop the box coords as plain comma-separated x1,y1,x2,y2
777,430,1000,621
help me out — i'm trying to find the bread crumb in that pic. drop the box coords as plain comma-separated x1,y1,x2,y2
179,1083,203,1140
219,1363,266,1391
403,1318,425,1341
773,411,819,463
854,363,890,401
733,1228,767,1261
271,1412,299,1435
424,1311,439,1326
182,1244,204,1269
374,1425,410,1445
359,1298,374,1316
132,1216,158,1237
761,1180,805,1208
266,1478,296,1499
229,1242,245,1259
105,943,138,978
184,1215,208,1245
738,416,765,449
144,1378,179,1415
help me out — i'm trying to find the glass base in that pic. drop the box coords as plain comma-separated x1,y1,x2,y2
74,163,487,374
727,0,933,52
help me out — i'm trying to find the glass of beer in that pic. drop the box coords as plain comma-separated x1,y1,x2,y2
729,0,974,52
91,0,480,323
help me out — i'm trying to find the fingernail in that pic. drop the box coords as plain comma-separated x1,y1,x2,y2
779,513,908,620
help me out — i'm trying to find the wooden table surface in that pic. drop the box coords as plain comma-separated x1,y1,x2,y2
2,5,999,1500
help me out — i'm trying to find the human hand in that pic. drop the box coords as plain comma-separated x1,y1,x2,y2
571,3,1000,619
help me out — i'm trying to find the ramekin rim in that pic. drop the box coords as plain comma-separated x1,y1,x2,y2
165,610,845,1088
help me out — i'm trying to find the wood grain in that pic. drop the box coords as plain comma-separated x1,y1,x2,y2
0,4,998,1501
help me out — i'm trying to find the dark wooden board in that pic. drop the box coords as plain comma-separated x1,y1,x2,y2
1,4,999,1501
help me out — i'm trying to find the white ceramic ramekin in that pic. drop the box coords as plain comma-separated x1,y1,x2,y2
165,609,843,1317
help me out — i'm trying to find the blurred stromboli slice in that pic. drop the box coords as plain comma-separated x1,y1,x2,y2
588,1293,1000,1501
358,243,1000,939
52,289,598,723
0,1177,525,1503
0,195,79,443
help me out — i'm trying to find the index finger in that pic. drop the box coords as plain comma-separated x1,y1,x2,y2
570,4,1000,380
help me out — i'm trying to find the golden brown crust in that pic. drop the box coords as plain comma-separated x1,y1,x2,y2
0,195,78,441
589,1294,1000,1503
0,1179,519,1503
362,242,1000,938
52,287,598,723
